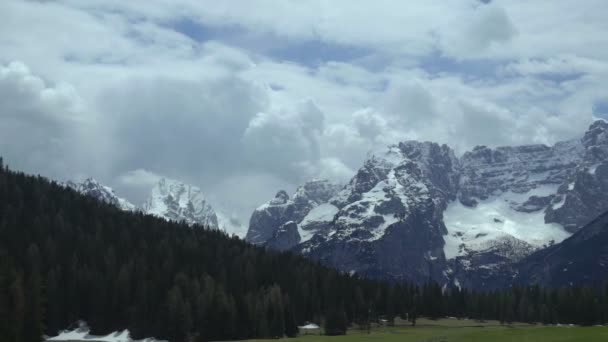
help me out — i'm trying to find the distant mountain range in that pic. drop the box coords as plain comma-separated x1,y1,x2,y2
67,177,247,238
68,121,608,288
246,120,608,288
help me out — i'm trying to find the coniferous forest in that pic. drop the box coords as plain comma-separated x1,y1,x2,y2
2,161,608,342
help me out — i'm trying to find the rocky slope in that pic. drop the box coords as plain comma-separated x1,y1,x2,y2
516,210,608,287
247,121,608,287
246,179,341,248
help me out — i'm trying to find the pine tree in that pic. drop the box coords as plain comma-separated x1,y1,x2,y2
10,273,25,342
324,306,347,336
267,285,285,338
283,295,298,338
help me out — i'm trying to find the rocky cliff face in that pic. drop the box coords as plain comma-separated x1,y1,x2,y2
246,180,341,245
516,210,608,287
248,121,608,287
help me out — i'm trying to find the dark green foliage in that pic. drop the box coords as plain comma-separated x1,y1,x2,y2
2,164,608,342
324,307,347,336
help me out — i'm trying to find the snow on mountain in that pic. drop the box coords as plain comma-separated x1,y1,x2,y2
248,121,608,288
66,178,136,211
298,203,339,243
141,177,248,237
143,177,218,227
68,176,246,237
246,180,342,246
516,210,608,287
443,188,571,260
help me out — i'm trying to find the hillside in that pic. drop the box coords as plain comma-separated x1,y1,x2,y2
0,162,397,341
3,162,608,342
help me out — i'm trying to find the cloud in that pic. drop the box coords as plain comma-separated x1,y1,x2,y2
0,61,105,180
0,0,605,222
100,73,267,183
243,99,324,182
351,108,388,140
440,3,517,59
118,168,162,188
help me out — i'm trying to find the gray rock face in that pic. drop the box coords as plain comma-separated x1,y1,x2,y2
245,180,341,245
66,178,136,211
247,121,608,287
516,210,608,287
458,141,583,208
545,121,608,232
266,221,301,251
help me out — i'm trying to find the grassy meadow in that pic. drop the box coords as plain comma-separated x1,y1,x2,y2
250,318,608,342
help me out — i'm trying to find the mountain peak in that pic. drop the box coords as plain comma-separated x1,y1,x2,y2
270,190,290,205
66,178,135,211
583,119,608,148
143,177,218,228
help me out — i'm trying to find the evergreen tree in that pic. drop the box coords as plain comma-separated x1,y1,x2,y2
2,162,608,341
324,306,347,336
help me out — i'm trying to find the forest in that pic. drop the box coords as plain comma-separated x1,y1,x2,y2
1,159,608,342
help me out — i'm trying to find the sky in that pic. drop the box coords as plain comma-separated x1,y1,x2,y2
1,0,607,222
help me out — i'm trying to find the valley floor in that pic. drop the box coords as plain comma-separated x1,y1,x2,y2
249,318,608,342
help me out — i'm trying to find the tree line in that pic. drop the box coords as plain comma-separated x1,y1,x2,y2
1,159,608,342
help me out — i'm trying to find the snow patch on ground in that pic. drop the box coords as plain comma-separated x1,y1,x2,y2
299,323,320,329
47,328,164,342
444,189,571,259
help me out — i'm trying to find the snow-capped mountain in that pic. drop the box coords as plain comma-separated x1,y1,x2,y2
143,177,219,228
246,179,342,249
66,178,136,211
141,177,247,237
247,121,608,287
68,177,247,237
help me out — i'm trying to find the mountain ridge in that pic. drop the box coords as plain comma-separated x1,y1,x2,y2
247,120,608,288
67,176,247,237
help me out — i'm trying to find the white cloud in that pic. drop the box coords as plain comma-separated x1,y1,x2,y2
0,61,106,180
441,3,517,58
243,99,324,182
118,169,162,188
0,0,604,221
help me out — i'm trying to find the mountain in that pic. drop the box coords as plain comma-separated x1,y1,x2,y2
0,163,418,341
246,179,341,249
142,177,248,237
515,210,608,287
247,121,608,287
66,178,136,211
5,147,608,341
68,177,247,237
142,177,219,228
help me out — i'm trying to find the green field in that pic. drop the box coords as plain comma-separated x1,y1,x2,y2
251,319,608,342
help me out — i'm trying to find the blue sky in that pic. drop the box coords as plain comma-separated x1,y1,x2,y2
1,0,607,218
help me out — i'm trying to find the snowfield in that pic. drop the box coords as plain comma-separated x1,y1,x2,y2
443,188,572,260
298,203,338,242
